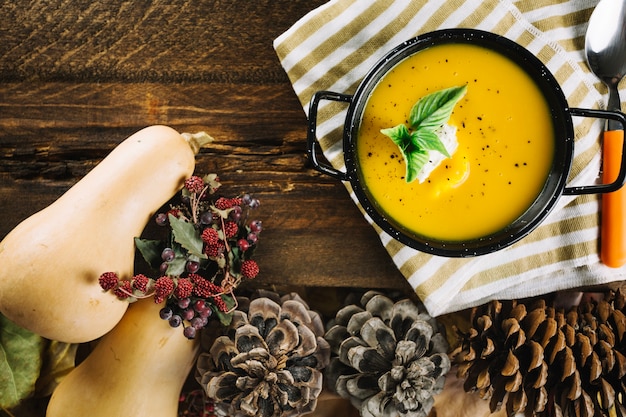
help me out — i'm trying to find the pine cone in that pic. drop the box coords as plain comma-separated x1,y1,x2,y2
324,291,450,417
196,292,330,417
451,291,626,417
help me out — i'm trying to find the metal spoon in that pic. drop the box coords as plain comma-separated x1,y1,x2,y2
585,0,626,268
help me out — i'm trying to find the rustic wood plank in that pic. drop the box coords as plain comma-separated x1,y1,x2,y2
0,81,309,178
0,0,327,83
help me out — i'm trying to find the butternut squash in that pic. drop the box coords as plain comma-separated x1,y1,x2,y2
46,297,200,417
0,126,210,343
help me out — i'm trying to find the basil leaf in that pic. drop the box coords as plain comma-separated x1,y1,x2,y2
411,129,450,158
381,124,411,151
409,85,467,131
381,85,466,183
405,149,430,183
381,124,414,176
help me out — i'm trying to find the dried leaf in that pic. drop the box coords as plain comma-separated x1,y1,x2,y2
0,314,45,409
35,341,78,397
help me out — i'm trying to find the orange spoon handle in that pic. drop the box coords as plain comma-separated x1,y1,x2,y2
601,129,626,268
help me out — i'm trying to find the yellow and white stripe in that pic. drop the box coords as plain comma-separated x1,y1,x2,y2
274,0,626,316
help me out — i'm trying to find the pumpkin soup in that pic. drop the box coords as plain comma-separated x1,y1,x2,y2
357,43,555,241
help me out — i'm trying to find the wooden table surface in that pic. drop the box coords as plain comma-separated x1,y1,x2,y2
0,0,410,301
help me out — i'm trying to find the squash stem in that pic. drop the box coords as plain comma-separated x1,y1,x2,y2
182,131,214,154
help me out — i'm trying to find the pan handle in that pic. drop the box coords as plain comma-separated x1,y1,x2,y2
306,91,353,181
563,107,626,195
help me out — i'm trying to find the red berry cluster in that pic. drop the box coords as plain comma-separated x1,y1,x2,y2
98,272,154,300
184,176,205,193
214,196,242,210
98,270,233,340
98,174,262,339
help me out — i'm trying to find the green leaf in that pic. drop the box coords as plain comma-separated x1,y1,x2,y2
212,206,232,220
214,295,236,326
134,237,165,270
409,85,467,131
381,85,467,183
381,124,413,165
166,255,187,276
405,149,430,183
381,124,433,182
0,315,45,409
411,129,450,157
381,124,411,151
168,214,207,259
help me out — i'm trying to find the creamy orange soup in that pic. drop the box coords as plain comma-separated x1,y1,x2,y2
357,43,555,241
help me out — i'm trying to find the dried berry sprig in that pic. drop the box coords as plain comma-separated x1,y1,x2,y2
99,174,262,339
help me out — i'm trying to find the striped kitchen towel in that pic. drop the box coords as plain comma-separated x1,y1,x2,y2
274,0,626,316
